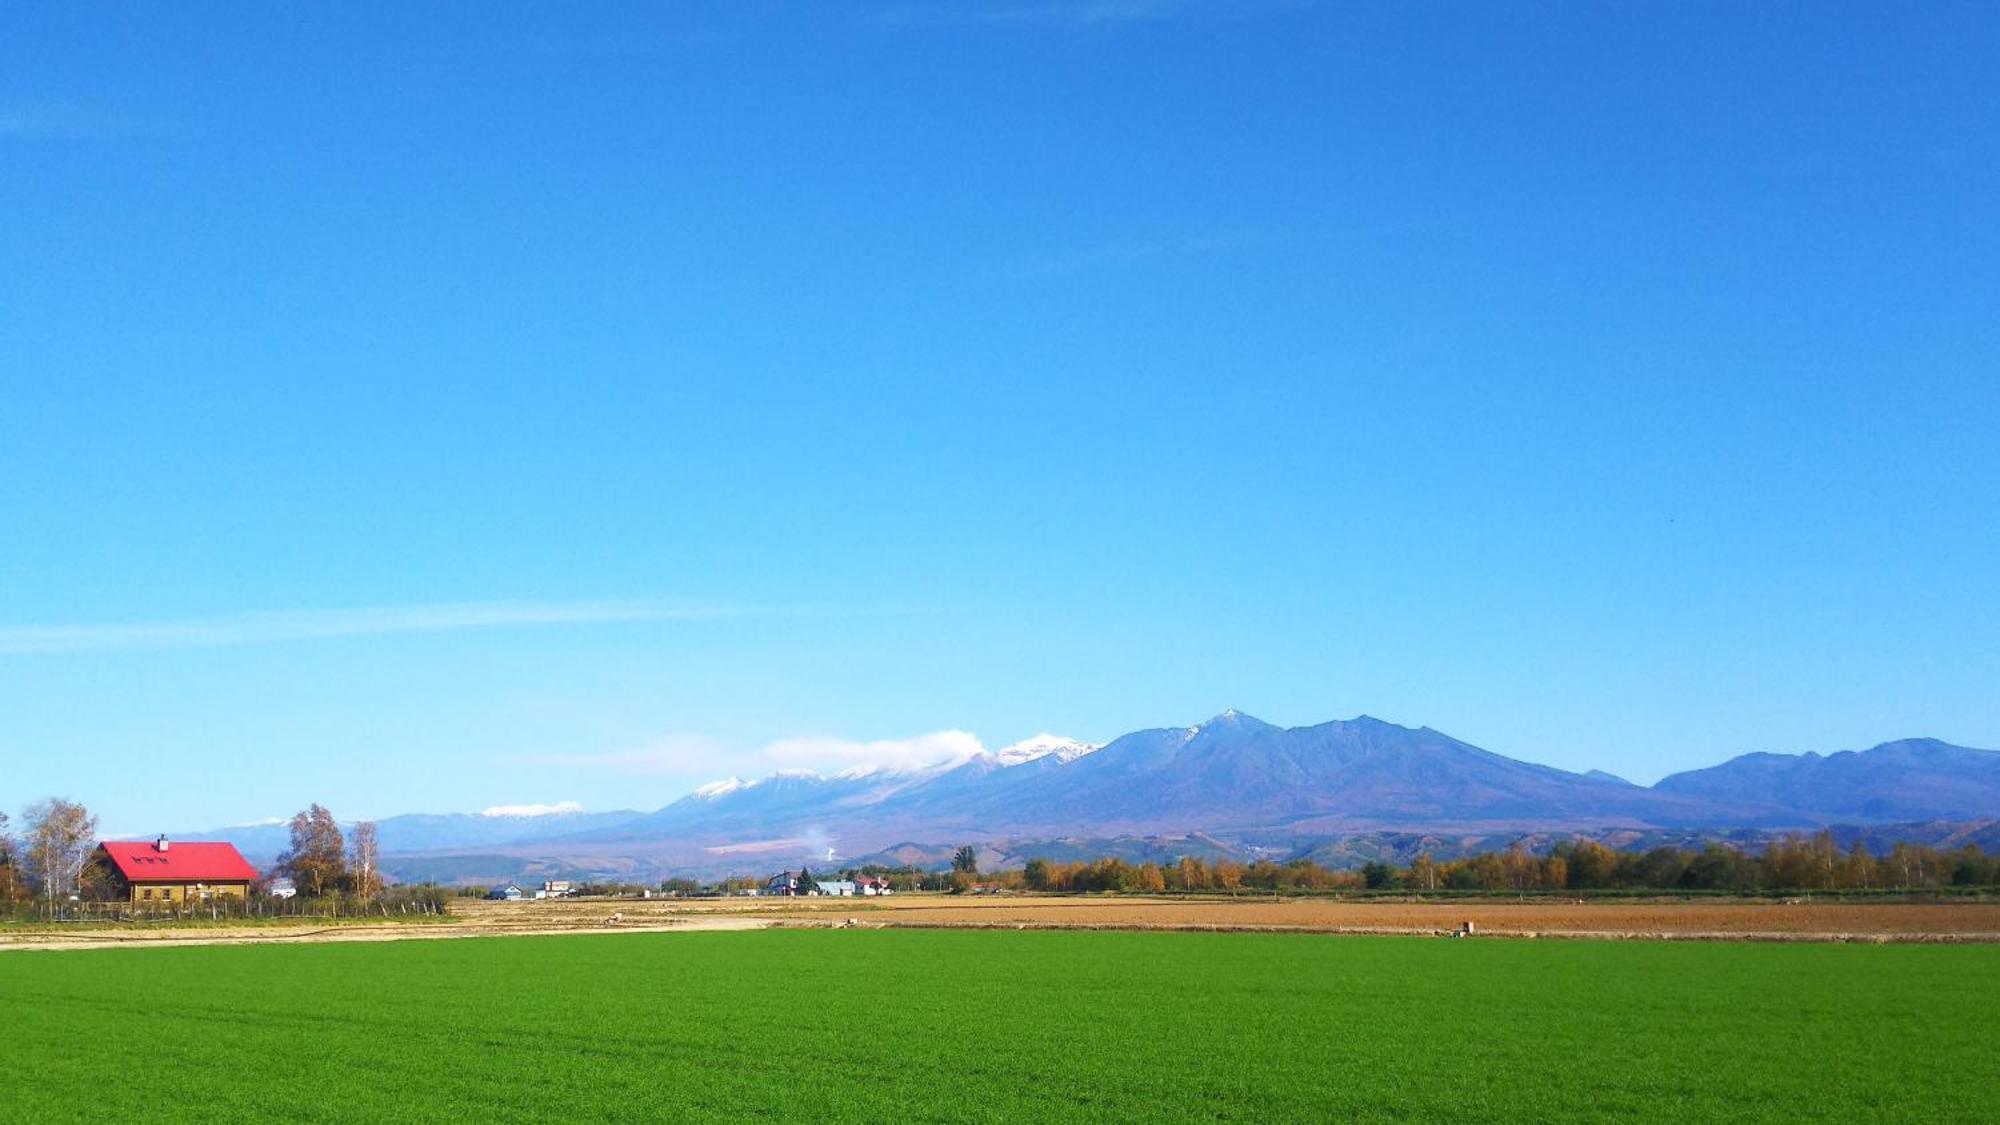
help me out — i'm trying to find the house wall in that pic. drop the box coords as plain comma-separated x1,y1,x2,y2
128,881,250,904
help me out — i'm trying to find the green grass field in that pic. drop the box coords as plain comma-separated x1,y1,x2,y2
2,931,1993,1122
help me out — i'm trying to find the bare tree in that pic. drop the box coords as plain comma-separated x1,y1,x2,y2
22,798,98,903
349,820,381,898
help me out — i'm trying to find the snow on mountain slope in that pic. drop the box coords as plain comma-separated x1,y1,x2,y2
994,734,1100,767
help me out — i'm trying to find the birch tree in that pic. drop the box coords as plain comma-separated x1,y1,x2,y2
22,798,98,902
348,820,381,898
0,810,16,901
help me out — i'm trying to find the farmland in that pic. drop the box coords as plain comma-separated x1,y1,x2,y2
3,930,1994,1122
11,893,1998,953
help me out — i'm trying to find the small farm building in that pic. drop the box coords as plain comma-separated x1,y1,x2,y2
856,877,893,896
490,884,524,901
815,880,857,896
90,836,258,904
267,878,298,899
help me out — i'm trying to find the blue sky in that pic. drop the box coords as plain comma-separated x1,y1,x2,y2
4,3,1996,832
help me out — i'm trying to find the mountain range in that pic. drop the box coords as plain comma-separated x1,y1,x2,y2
167,712,2000,882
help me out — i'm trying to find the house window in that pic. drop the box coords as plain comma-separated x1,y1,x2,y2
141,889,152,900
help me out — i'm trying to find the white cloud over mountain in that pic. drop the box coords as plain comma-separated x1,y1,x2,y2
760,730,986,774
480,801,586,818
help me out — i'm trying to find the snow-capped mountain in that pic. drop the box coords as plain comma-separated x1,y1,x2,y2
557,711,2000,859
173,712,2000,882
994,734,1100,767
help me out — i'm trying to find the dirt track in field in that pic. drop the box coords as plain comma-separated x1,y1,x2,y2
6,894,1997,951
0,914,773,953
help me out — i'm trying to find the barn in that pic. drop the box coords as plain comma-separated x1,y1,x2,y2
90,836,259,904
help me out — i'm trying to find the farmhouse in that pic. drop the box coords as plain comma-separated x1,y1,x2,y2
90,836,258,904
489,884,524,901
856,877,893,896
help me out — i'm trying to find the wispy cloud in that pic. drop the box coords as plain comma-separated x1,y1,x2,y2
542,730,987,779
0,600,729,655
480,801,586,818
761,730,984,773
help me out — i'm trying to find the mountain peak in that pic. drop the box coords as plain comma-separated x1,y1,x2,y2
994,734,1100,767
1345,714,1410,731
1194,709,1275,733
760,769,825,784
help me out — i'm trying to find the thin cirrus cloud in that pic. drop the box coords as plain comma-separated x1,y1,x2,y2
0,600,732,655
760,730,985,773
544,731,988,779
479,801,587,818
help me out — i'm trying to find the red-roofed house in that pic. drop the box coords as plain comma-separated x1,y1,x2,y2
89,836,259,904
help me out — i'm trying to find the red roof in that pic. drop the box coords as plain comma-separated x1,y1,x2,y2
99,840,259,884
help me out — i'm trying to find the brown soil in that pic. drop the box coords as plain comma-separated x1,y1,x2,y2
737,894,2000,939
6,894,1995,952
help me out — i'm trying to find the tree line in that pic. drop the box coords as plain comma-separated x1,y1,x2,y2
0,799,100,908
0,797,451,917
1015,833,2000,895
493,837,2000,899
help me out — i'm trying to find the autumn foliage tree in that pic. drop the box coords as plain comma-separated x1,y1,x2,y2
1013,834,1999,898
278,804,347,897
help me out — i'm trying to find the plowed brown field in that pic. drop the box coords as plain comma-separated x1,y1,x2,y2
729,893,2000,939
9,893,1996,950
